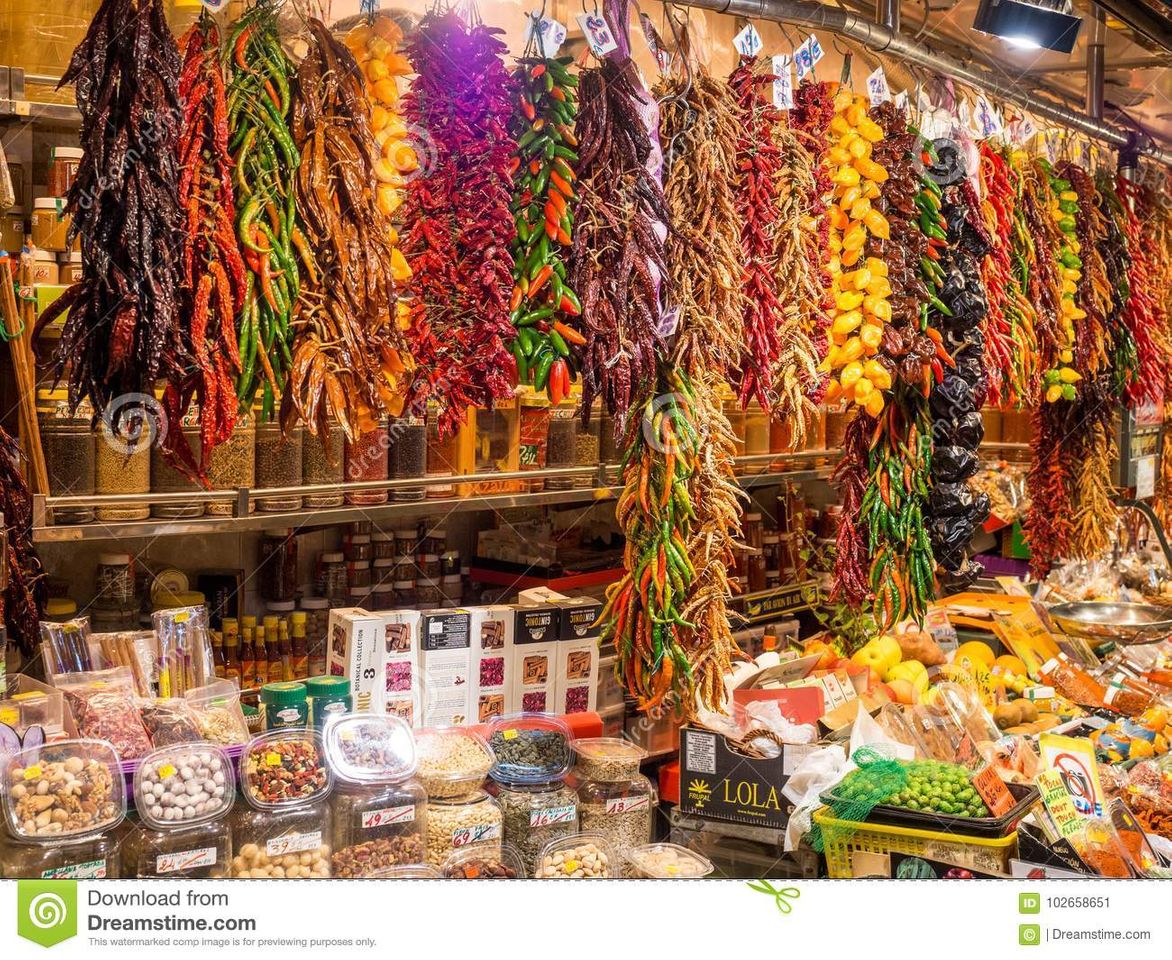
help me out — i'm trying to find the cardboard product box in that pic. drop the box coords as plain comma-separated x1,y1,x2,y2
419,609,473,726
375,609,422,727
508,604,559,714
553,597,602,715
326,608,385,712
469,606,513,723
678,724,822,829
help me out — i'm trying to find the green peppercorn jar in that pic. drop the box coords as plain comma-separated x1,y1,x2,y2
261,681,310,730
306,676,353,730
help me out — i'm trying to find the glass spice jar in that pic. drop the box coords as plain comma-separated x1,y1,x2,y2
393,580,416,608
348,587,373,609
347,561,372,590
425,402,458,499
205,410,255,516
94,420,150,521
37,389,94,525
94,553,135,607
546,399,578,490
345,534,373,562
259,529,298,603
372,532,396,560
440,574,463,608
302,421,344,508
255,422,303,512
318,553,347,606
420,527,446,555
417,554,441,579
415,577,441,609
345,419,389,506
472,401,521,494
518,392,550,492
599,412,618,465
395,528,419,556
149,421,204,519
574,406,601,488
388,415,426,501
300,598,330,677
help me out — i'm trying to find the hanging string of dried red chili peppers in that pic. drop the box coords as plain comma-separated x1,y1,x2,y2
1116,178,1167,406
1095,173,1138,397
0,427,47,656
401,10,517,435
170,12,245,480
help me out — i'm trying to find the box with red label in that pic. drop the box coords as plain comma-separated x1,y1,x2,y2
469,606,513,723
374,609,422,726
326,608,385,712
554,597,602,715
508,604,559,714
419,609,473,726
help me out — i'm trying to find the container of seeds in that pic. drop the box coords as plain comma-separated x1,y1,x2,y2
487,713,574,785
205,411,255,515
572,738,654,874
37,390,95,524
302,421,344,508
95,419,150,520
626,842,714,878
255,421,303,511
3,739,125,841
240,729,332,810
414,728,494,799
132,743,234,829
425,791,502,867
441,843,524,879
0,832,122,879
534,833,617,879
496,779,579,875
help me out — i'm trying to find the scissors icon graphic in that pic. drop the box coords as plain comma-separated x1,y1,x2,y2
746,882,801,914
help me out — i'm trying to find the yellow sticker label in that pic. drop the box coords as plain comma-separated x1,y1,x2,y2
23,766,42,780
667,863,679,875
175,611,190,623
265,752,282,767
564,859,578,873
340,729,355,742
503,729,518,740
0,708,18,727
10,692,46,702
158,764,177,780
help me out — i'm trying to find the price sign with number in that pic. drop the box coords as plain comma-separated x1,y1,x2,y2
361,804,416,829
526,14,567,56
772,55,794,110
451,823,502,848
576,12,618,57
733,23,763,57
266,831,322,857
866,66,890,106
807,34,824,66
794,39,813,79
529,804,577,828
605,794,650,815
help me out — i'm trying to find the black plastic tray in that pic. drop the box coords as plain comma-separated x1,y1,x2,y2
820,781,1038,838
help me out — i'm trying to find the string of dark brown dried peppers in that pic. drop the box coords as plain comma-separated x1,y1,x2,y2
225,1,299,423
36,0,189,460
0,426,47,656
401,10,517,435
508,42,583,403
284,18,405,441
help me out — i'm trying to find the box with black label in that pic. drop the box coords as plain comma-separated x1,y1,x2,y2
554,597,602,715
419,609,472,726
508,604,559,714
678,726,816,829
326,608,385,712
375,609,422,726
469,606,512,723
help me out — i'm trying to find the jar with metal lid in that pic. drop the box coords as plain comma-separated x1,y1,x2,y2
425,402,458,498
496,780,579,875
44,597,77,623
122,818,232,879
371,531,396,559
49,146,84,196
94,553,134,607
392,580,416,608
95,417,150,521
301,421,344,508
472,401,520,493
743,512,764,551
230,800,332,878
417,553,440,579
255,422,303,511
371,560,396,609
425,791,502,867
205,410,255,515
318,552,347,605
31,249,58,284
518,392,550,491
0,833,121,879
348,586,373,608
345,533,372,562
149,401,202,518
259,529,298,603
440,551,460,577
0,208,24,253
420,527,446,554
345,419,389,505
572,738,655,875
394,527,419,556
31,198,69,252
300,599,330,677
388,415,426,501
440,574,463,608
416,577,440,608
347,561,372,590
722,393,747,457
58,251,83,285
546,398,579,489
574,404,601,488
37,390,95,525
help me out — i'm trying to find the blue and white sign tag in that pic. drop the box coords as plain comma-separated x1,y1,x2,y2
808,34,824,66
733,23,763,57
527,14,568,55
866,66,890,106
772,55,794,110
794,39,813,78
577,11,618,57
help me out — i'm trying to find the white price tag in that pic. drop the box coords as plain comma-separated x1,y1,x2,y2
894,90,909,111
974,95,1003,138
155,847,218,875
361,804,417,829
451,823,502,848
733,23,763,57
41,859,107,880
638,12,672,72
866,66,890,106
794,39,813,79
526,14,567,56
605,794,651,814
772,55,794,110
576,12,618,57
266,831,323,857
529,804,577,828
1136,456,1157,499
807,34,824,66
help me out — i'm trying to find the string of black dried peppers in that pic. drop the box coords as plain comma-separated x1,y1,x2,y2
0,429,46,656
1095,173,1138,398
36,0,187,451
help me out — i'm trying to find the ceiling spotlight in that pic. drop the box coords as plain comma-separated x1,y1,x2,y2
973,0,1083,53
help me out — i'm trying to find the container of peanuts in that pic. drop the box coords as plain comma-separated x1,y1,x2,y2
230,800,333,879
534,833,618,878
425,791,503,867
414,727,494,799
626,842,714,878
324,713,427,878
132,744,234,829
3,739,126,842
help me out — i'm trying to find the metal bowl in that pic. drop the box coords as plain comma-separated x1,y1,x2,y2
1047,602,1172,646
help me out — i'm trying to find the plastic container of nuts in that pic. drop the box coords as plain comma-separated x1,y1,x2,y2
3,740,125,841
441,843,524,879
322,713,417,784
368,862,443,878
132,744,234,829
626,842,714,878
425,791,502,867
240,730,333,810
230,800,333,878
487,712,574,785
572,737,646,781
534,833,617,878
414,728,494,798
122,819,232,878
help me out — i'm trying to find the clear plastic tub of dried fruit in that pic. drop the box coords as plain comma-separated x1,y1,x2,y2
239,729,333,811
441,842,524,879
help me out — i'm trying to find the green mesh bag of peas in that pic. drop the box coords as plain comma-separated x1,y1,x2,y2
836,758,991,818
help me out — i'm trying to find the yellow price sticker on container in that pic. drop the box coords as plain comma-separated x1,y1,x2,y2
563,859,578,873
175,611,190,623
340,729,355,742
503,729,518,740
265,752,282,767
0,708,18,727
158,764,177,780
23,766,42,780
667,864,679,875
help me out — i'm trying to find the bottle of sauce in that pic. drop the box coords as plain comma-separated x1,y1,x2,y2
1040,654,1108,709
253,624,269,688
290,612,309,680
222,618,242,688
277,618,292,683
211,630,227,679
264,616,283,684
239,617,256,691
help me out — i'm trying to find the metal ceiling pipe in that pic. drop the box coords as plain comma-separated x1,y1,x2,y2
1086,5,1106,120
676,0,1172,165
876,0,900,33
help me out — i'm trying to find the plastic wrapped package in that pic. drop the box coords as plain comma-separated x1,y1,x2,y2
137,699,202,746
627,842,714,878
533,833,617,878
0,682,68,744
56,668,152,760
185,681,250,746
441,844,523,878
0,832,122,879
41,617,96,676
1123,760,1172,840
132,744,234,829
122,819,232,878
231,801,332,878
3,739,125,840
425,792,502,867
151,606,216,695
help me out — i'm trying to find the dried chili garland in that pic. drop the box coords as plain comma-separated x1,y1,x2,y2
401,11,517,435
171,12,245,478
1095,173,1138,397
285,18,404,440
37,0,187,446
0,428,47,656
1116,178,1166,405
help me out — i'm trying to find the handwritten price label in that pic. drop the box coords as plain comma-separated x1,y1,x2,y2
605,795,650,815
772,55,794,110
807,34,824,66
526,14,567,56
576,12,618,57
361,804,416,829
266,831,322,857
972,763,1016,818
528,804,577,828
451,823,501,848
867,66,890,106
733,23,763,57
155,846,217,875
794,39,813,79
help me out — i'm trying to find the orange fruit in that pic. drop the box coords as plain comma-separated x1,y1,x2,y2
954,641,996,671
994,655,1027,676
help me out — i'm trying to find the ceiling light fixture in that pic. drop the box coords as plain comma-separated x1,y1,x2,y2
973,0,1083,53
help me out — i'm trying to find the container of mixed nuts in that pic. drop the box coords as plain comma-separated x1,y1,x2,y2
441,843,524,879
534,833,617,878
414,728,494,799
3,740,125,841
240,730,332,810
487,713,574,785
626,842,714,878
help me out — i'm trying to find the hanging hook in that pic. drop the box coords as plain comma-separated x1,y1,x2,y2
660,2,696,173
